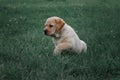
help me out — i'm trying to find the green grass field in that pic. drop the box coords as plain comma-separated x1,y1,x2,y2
0,0,120,80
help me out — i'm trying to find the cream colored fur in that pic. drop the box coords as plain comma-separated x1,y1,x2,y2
44,16,87,55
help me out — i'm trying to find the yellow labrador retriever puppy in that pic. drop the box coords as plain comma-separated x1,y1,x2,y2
44,16,87,55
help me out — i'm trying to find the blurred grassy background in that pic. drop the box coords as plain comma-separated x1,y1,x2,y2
0,0,120,80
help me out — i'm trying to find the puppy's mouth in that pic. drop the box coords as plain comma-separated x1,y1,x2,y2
43,29,48,35
43,29,55,36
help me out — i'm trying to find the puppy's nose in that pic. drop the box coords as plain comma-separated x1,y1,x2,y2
44,29,48,35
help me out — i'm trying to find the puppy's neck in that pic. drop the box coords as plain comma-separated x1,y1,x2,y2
61,24,67,31
50,31,61,39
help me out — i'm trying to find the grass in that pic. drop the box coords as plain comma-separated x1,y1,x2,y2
0,0,120,80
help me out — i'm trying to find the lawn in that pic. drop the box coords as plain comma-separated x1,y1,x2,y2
0,0,120,80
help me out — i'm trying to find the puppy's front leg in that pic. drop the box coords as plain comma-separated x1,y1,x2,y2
54,43,72,55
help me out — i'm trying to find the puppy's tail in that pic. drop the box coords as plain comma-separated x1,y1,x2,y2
81,40,87,53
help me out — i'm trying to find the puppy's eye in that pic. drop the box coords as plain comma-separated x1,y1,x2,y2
49,24,54,28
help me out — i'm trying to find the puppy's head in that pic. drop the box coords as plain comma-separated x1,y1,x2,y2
44,16,65,36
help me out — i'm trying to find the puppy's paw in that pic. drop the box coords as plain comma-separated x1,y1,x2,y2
53,49,61,56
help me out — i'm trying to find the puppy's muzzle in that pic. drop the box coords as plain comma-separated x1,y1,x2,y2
44,29,48,35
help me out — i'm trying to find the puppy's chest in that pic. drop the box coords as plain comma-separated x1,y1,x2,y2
52,37,66,46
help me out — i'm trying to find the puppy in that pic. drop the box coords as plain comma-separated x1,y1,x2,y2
44,16,87,55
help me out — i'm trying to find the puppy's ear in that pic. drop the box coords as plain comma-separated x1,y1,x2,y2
55,18,65,32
